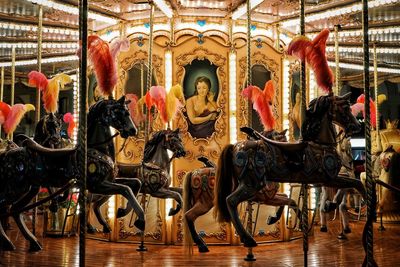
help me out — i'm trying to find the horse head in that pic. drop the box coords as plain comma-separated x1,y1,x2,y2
332,92,361,136
164,128,186,159
104,95,138,138
34,113,63,148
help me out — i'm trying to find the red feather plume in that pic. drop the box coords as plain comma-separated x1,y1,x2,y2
87,35,117,97
288,29,334,94
63,112,76,138
356,94,377,128
242,80,276,131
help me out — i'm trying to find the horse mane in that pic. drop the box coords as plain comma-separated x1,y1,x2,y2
301,95,331,141
88,99,109,127
143,130,166,162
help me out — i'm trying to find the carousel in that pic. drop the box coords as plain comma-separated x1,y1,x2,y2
0,0,400,266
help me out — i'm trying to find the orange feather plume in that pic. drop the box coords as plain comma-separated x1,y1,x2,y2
149,86,167,123
28,71,71,113
0,101,11,124
242,80,275,131
288,29,334,94
87,35,117,97
63,112,76,138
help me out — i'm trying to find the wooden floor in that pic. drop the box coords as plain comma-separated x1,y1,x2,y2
1,217,399,267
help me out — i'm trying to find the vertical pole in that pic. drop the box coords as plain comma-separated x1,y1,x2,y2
78,0,88,266
10,46,15,140
362,1,377,266
244,0,255,261
299,0,308,266
373,44,381,153
32,5,43,237
334,25,340,96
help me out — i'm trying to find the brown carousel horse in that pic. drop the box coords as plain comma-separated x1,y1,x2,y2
214,92,365,248
183,129,301,253
0,96,144,251
116,128,186,218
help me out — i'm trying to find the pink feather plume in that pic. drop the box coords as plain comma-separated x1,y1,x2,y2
0,103,35,135
149,86,168,123
242,80,276,131
110,38,130,61
288,29,334,94
87,35,117,97
126,94,145,125
63,112,76,138
0,101,11,125
28,71,48,92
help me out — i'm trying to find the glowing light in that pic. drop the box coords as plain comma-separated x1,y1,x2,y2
232,0,264,20
229,52,237,144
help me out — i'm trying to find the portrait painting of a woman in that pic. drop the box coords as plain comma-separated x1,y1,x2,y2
186,76,218,138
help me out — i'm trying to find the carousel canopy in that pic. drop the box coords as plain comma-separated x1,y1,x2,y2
0,0,399,78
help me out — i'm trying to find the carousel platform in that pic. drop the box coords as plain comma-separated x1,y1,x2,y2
1,214,399,266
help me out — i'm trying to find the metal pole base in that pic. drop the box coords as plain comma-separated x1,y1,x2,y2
244,249,256,261
378,213,385,232
136,241,148,252
337,232,348,240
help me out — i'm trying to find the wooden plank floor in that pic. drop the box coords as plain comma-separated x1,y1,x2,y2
1,217,399,267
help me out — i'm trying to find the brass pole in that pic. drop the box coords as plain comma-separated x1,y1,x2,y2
36,5,43,123
0,66,4,138
334,25,340,96
373,44,381,152
10,46,16,140
78,0,88,266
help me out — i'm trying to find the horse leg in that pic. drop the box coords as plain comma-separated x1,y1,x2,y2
151,188,183,216
10,186,42,252
339,190,351,233
264,193,300,225
112,178,142,219
319,187,329,232
0,215,15,251
185,201,213,253
167,187,183,215
92,195,112,233
226,184,258,247
90,181,145,231
86,193,99,234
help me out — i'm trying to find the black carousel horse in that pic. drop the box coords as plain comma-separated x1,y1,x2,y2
0,95,144,252
214,92,365,248
117,129,186,218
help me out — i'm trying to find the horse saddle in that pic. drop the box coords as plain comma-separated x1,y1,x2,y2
23,138,77,157
143,162,162,171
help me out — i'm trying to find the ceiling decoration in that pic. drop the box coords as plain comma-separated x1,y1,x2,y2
0,0,398,76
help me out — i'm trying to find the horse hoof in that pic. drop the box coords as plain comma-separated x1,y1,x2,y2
1,241,16,251
344,227,351,234
243,238,257,248
320,226,328,232
198,246,209,253
116,208,127,218
266,216,277,225
134,219,145,231
87,225,97,234
29,241,43,252
103,226,112,234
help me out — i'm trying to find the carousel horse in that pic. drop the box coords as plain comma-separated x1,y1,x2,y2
214,92,365,248
0,95,145,251
320,134,355,234
116,128,186,218
183,129,301,253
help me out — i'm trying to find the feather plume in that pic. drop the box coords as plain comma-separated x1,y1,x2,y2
288,29,333,93
87,35,117,97
242,81,276,131
144,91,153,110
28,71,49,91
149,86,167,123
63,112,76,138
110,38,130,61
126,94,145,125
2,104,35,134
356,94,377,128
0,101,11,124
351,102,364,117
166,84,185,123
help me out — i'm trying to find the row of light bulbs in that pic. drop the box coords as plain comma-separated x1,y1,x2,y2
0,55,78,67
281,0,398,28
326,47,400,54
0,21,79,36
0,42,78,49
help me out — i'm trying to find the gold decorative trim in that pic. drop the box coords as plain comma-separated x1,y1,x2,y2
237,51,281,139
174,46,228,162
288,60,301,141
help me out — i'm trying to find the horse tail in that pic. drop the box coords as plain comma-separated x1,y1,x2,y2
213,144,234,223
183,171,194,254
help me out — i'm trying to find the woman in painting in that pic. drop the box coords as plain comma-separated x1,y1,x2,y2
186,76,218,138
